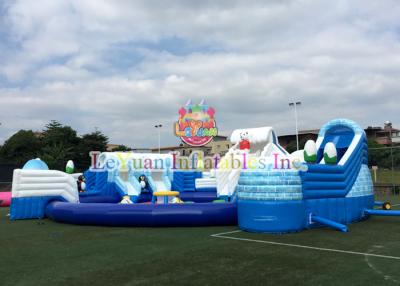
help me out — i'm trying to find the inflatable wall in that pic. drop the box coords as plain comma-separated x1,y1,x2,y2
10,159,79,219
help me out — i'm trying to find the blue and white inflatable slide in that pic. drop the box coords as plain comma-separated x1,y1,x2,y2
238,119,400,233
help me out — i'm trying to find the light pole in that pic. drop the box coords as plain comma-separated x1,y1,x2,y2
289,101,301,151
155,124,162,154
386,121,395,192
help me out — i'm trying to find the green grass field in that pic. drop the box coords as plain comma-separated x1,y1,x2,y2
1,195,400,286
371,169,400,184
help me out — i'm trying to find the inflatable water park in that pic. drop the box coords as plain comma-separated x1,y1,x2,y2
4,118,400,233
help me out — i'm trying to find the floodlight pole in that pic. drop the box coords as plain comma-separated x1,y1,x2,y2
289,101,301,151
388,123,394,192
155,124,162,154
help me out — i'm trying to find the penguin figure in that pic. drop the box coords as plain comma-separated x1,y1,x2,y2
77,175,86,193
138,175,148,190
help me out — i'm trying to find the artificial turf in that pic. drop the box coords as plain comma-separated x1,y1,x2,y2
0,195,399,286
370,169,400,184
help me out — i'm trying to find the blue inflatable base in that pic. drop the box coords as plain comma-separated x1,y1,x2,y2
238,200,306,233
46,201,237,227
79,195,121,204
79,191,218,204
180,192,217,202
238,195,374,233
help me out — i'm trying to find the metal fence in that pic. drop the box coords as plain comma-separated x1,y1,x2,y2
369,146,400,198
0,164,16,191
0,163,17,182
0,182,11,192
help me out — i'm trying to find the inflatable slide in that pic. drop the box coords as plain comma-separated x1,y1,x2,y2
216,126,288,199
237,119,400,233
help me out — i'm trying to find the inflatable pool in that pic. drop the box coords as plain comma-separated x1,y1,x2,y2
46,201,237,227
0,192,11,207
9,158,236,226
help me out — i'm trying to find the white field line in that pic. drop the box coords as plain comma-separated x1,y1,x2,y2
211,230,400,260
211,230,242,236
364,246,400,283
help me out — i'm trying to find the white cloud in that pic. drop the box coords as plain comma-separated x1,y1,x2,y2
0,0,400,148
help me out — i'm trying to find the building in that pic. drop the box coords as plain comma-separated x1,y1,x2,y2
365,122,400,145
106,144,121,151
108,122,400,156
150,135,232,156
150,144,200,156
131,148,153,153
209,136,233,156
278,122,400,150
106,144,144,152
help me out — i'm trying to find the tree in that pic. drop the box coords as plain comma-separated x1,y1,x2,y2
285,136,314,154
75,130,109,170
368,139,393,169
42,120,80,148
39,143,74,170
0,121,111,172
0,130,42,166
111,145,132,152
39,120,81,170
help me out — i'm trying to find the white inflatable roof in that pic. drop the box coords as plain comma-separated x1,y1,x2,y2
230,127,274,144
12,169,79,203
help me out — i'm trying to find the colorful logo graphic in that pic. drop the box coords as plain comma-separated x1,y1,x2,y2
174,100,218,146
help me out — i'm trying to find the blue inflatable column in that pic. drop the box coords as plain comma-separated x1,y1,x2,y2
364,209,400,217
237,170,306,233
311,215,348,232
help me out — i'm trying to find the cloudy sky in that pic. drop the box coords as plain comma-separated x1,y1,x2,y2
0,0,399,148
